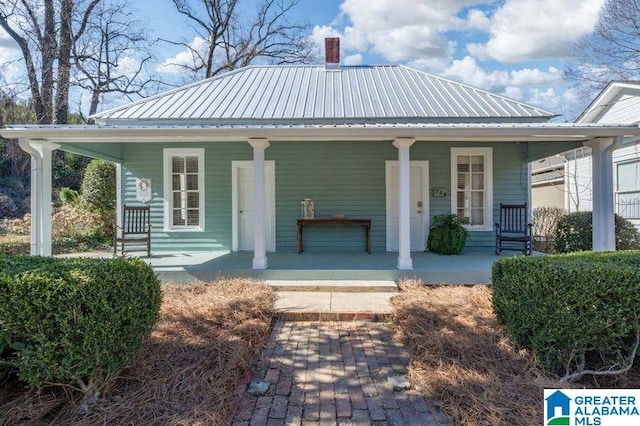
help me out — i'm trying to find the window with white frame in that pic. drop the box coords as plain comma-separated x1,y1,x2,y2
163,148,204,231
616,160,640,219
451,147,493,230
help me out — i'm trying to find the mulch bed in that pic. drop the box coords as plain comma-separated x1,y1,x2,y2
0,279,275,425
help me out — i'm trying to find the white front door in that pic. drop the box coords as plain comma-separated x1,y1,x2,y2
232,161,276,252
386,161,429,251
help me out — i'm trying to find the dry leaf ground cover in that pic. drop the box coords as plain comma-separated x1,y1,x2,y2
391,281,563,426
391,281,640,426
0,279,275,425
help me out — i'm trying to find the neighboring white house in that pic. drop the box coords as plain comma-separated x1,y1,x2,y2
564,81,640,230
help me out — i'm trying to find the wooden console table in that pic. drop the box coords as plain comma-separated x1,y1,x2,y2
297,218,371,254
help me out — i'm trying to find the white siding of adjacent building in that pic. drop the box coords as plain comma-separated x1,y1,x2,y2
565,149,594,213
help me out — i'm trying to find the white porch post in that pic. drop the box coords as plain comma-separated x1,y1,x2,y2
18,139,58,256
115,163,123,230
587,137,619,251
393,137,415,269
248,138,270,269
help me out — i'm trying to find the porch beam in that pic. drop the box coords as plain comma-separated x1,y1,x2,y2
586,137,620,251
393,137,415,269
248,138,270,269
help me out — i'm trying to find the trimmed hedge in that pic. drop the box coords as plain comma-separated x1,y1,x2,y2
492,251,640,377
0,255,161,394
554,211,640,253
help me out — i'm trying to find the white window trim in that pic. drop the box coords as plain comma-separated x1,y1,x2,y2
451,147,493,231
163,148,205,232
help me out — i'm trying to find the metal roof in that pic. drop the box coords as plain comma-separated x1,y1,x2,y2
6,122,637,144
91,65,555,124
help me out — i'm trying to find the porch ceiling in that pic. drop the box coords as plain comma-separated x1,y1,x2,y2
2,122,639,145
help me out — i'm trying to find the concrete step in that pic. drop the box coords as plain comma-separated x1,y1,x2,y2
265,279,398,293
274,291,396,314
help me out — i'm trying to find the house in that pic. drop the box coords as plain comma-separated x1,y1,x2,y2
531,154,565,210
2,39,638,269
545,390,571,421
564,81,640,231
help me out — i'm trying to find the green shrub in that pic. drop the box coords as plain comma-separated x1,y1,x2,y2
554,211,640,253
427,214,469,255
492,251,640,379
58,187,80,206
80,159,116,215
0,255,161,395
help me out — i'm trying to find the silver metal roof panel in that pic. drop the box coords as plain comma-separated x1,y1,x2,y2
91,65,556,124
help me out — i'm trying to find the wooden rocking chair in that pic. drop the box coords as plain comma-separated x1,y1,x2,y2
113,205,151,257
495,203,532,255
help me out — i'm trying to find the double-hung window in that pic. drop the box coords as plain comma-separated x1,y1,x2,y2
616,160,640,220
163,148,204,231
451,147,493,230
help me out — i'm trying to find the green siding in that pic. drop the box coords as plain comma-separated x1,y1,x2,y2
119,140,529,253
527,141,583,162
269,141,395,252
121,142,252,252
60,142,123,162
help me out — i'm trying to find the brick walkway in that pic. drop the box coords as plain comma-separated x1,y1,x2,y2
232,321,448,425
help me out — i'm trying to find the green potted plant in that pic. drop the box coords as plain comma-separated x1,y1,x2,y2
427,214,469,255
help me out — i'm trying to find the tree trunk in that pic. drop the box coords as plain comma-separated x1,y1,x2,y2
56,0,74,124
40,0,56,124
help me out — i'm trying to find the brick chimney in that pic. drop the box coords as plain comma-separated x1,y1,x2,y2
325,37,340,68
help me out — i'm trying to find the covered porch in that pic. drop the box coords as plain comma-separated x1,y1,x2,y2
60,250,515,284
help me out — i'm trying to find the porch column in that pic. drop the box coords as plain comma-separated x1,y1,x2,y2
248,138,270,269
18,139,58,256
393,137,415,269
587,137,619,251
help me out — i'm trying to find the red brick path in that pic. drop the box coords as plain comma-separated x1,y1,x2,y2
232,321,448,425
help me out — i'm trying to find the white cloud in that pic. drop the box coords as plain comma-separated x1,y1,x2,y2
439,55,569,112
343,53,363,65
313,0,493,63
464,9,491,31
156,37,209,74
469,0,605,62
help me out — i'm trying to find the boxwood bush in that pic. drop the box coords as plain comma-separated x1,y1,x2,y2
492,251,640,379
554,211,640,253
0,255,161,395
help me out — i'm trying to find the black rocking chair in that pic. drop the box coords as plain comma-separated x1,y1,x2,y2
113,205,151,257
495,203,532,255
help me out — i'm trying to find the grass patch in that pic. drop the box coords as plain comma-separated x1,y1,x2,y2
391,280,562,426
0,234,111,255
0,279,275,425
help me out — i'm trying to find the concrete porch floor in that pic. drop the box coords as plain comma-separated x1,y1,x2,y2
62,250,521,284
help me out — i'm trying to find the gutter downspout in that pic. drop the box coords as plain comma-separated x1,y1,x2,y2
18,138,42,255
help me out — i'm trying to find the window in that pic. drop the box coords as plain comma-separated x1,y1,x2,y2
616,160,640,219
451,147,493,230
163,149,204,231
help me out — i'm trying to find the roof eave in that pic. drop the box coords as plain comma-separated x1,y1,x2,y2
2,123,638,145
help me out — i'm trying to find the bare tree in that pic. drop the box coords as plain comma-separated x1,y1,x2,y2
565,0,640,101
72,0,161,117
166,0,315,81
0,0,101,124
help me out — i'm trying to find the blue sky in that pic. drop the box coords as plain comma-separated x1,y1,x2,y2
0,0,608,120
